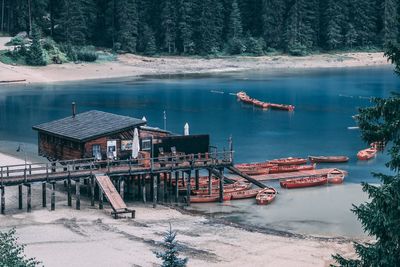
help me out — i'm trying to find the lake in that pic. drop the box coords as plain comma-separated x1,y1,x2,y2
0,66,398,237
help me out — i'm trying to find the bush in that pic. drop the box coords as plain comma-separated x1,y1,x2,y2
76,47,98,62
42,38,68,64
287,43,308,56
245,37,265,55
6,36,28,46
227,37,246,55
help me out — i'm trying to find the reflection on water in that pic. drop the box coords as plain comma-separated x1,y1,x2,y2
0,67,398,237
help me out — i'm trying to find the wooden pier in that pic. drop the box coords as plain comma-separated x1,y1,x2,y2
0,151,235,217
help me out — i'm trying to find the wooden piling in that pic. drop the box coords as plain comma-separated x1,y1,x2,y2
219,168,224,203
152,174,157,208
175,172,179,203
142,175,146,203
99,189,104,209
42,182,47,207
208,169,212,195
76,179,81,210
67,178,72,207
90,176,95,207
1,186,5,214
137,175,142,201
18,184,23,209
120,179,125,199
186,171,191,206
157,174,161,203
195,169,200,190
163,172,168,203
26,184,32,212
51,182,56,211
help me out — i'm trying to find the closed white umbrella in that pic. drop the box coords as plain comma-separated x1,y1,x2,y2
142,116,147,122
132,128,140,159
184,123,189,136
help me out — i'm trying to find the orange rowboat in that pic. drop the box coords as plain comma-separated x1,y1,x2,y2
237,167,269,176
327,169,345,184
191,183,251,195
269,103,295,111
268,164,315,174
280,176,328,189
256,188,277,205
357,147,377,160
268,157,308,166
235,162,275,169
190,194,232,203
228,189,261,200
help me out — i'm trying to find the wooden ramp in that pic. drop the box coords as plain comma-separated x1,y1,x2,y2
227,166,267,188
95,174,135,219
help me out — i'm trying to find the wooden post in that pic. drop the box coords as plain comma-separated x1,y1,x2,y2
163,172,168,203
18,184,23,209
157,174,161,203
186,171,191,206
42,182,46,207
76,179,80,210
51,182,55,211
90,176,95,207
142,175,146,204
67,178,72,207
1,186,4,214
208,169,213,195
152,174,157,208
137,175,142,201
99,189,104,209
219,168,224,203
26,184,31,213
175,171,179,203
120,179,125,199
195,169,200,190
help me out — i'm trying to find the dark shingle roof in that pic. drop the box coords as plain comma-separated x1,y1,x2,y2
33,110,146,142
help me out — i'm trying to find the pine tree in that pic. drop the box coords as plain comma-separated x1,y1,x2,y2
345,23,357,49
228,0,242,39
58,0,87,45
155,224,188,267
26,23,46,66
0,228,40,266
325,0,345,50
143,24,156,55
381,0,398,46
333,43,400,266
116,0,138,53
161,0,177,54
177,0,193,54
262,0,285,49
350,0,377,47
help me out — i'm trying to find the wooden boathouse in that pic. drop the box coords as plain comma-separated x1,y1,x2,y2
1,106,260,218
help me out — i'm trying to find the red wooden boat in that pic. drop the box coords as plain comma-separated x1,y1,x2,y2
268,164,315,174
269,103,295,111
256,188,277,205
268,157,307,166
236,167,269,176
228,189,261,200
327,169,345,184
308,156,349,163
190,194,232,203
191,183,251,195
235,162,276,169
357,147,377,160
280,176,328,189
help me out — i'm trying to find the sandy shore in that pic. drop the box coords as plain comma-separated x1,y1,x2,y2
0,37,391,84
0,152,358,266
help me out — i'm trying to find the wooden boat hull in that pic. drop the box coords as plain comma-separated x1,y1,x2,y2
228,189,261,200
190,194,231,203
268,157,308,166
256,188,277,205
280,176,328,189
357,148,377,160
327,169,345,184
192,183,251,195
308,156,349,163
268,164,315,174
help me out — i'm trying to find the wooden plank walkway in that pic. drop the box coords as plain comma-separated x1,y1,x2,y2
232,168,346,182
95,174,127,212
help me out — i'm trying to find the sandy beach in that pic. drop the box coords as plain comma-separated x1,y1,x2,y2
0,152,359,266
0,37,391,84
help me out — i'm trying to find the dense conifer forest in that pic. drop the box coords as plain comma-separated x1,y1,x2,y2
0,0,398,56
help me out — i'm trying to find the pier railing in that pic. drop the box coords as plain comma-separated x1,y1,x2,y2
0,151,233,186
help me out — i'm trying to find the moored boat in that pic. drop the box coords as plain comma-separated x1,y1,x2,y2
256,188,277,205
190,194,232,203
269,103,295,111
357,147,377,160
327,169,345,184
236,167,269,176
228,189,261,200
268,164,315,174
235,162,275,169
191,183,251,195
308,156,349,163
268,157,307,166
280,176,328,189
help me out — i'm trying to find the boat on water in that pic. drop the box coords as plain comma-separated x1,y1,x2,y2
236,91,295,112
280,176,328,189
268,164,315,174
228,189,261,200
256,188,277,205
236,167,269,176
190,194,232,203
308,156,349,163
268,157,308,166
191,183,251,195
327,169,345,184
235,161,275,169
357,147,377,160
269,103,295,111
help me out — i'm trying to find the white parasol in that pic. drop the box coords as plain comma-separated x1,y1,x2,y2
132,128,140,159
184,123,189,136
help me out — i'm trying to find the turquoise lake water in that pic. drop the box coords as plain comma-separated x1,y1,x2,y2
0,66,398,237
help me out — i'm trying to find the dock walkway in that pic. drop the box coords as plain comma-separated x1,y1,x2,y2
238,168,343,182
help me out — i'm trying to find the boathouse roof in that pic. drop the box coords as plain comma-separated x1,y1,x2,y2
32,110,146,142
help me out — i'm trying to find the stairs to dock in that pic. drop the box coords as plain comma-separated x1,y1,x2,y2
94,174,135,219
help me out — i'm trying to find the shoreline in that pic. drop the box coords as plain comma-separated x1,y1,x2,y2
0,47,392,85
